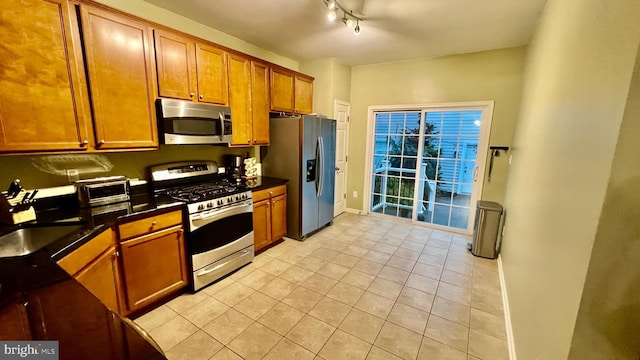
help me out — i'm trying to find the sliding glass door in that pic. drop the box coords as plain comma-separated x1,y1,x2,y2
369,104,491,232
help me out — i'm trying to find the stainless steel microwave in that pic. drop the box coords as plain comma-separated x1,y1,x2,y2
156,98,232,145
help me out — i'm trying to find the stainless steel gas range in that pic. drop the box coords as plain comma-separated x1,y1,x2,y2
150,161,254,292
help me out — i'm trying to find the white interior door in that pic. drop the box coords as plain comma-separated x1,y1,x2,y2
334,100,350,216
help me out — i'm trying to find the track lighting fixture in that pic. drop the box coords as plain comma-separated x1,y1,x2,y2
323,0,363,35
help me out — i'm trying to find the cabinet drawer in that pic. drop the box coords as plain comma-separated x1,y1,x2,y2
57,228,115,276
252,184,286,203
118,210,182,240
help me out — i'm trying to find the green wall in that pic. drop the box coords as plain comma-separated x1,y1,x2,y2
0,146,253,190
500,0,640,358
300,58,352,116
569,43,640,359
347,47,527,211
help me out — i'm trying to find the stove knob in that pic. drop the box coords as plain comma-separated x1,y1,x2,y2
228,196,232,203
242,193,247,199
218,199,223,205
207,202,213,208
197,204,204,211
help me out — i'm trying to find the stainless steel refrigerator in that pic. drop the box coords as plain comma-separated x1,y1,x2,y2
263,115,336,240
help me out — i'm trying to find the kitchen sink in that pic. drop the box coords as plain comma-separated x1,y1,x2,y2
0,225,84,258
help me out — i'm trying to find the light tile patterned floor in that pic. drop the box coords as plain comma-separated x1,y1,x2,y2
135,213,509,360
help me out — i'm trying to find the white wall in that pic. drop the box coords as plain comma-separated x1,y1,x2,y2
501,0,640,358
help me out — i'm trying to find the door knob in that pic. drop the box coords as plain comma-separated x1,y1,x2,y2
335,167,340,171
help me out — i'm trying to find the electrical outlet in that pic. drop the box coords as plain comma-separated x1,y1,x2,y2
66,169,79,183
352,191,358,198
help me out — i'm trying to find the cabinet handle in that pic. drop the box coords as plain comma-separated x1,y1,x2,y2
190,93,195,98
199,94,204,99
254,139,257,143
99,140,105,145
247,139,251,144
151,221,157,226
81,140,89,146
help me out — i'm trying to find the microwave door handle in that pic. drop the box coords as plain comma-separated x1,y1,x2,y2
218,113,225,141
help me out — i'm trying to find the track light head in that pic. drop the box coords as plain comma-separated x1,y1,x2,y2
327,9,337,22
343,17,353,28
354,20,360,35
327,0,337,10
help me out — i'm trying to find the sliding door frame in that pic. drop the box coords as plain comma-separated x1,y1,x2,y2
363,101,495,234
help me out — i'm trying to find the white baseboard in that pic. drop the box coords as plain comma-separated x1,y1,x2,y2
344,208,363,215
497,255,517,360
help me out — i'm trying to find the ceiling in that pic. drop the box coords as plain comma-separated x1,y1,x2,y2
144,0,548,66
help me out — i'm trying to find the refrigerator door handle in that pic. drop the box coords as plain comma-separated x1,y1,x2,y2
317,136,325,197
315,137,321,196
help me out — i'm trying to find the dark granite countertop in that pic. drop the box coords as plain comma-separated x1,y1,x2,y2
242,176,288,192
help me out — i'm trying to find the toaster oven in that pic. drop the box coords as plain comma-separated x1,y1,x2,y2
75,176,130,207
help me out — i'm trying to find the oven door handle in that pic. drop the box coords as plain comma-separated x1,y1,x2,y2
190,201,253,231
196,247,253,276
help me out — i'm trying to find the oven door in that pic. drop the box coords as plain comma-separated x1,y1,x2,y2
187,200,254,271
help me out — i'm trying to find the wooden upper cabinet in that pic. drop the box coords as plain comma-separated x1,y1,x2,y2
270,67,295,113
80,6,158,149
196,43,229,105
228,53,252,146
154,30,228,105
0,0,91,153
270,67,313,114
294,74,314,114
251,61,270,145
154,30,196,100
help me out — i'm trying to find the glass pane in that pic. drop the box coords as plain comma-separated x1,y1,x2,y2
403,135,419,156
386,176,400,196
400,178,415,198
404,113,421,134
418,178,434,202
433,204,451,226
437,159,458,184
425,112,442,135
401,158,417,176
374,136,389,155
438,138,458,159
450,206,470,229
390,113,405,135
418,202,433,223
460,111,482,137
372,175,384,193
372,193,382,209
423,136,440,158
423,159,438,181
387,157,402,173
458,161,475,187
388,135,402,155
373,156,387,172
384,197,399,216
375,113,390,134
452,191,471,207
435,182,453,204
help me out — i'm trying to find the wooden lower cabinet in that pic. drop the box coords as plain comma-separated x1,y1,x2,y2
0,298,31,340
75,246,122,313
57,228,123,314
252,185,287,252
119,225,188,314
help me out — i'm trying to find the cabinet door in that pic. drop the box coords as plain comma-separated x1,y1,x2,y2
195,43,228,105
0,299,31,340
252,200,271,252
228,54,252,146
0,0,91,153
294,75,314,114
271,194,287,242
119,225,187,313
251,61,270,145
270,68,295,112
80,6,158,150
75,246,122,314
154,30,196,100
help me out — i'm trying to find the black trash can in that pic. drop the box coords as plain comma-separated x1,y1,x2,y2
469,201,504,259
